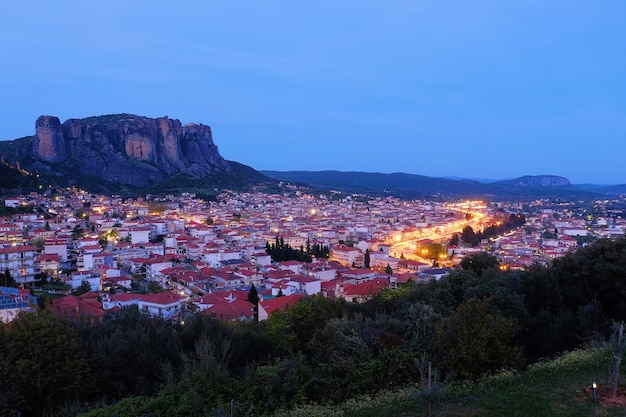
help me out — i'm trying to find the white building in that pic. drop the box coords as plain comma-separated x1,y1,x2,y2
0,243,38,286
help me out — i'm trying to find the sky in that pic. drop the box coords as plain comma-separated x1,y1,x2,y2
1,1,625,185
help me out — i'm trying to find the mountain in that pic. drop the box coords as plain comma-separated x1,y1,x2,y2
491,175,571,187
261,170,598,200
0,114,275,196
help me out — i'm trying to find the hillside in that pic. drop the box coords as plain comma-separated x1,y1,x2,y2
0,160,49,197
264,346,625,417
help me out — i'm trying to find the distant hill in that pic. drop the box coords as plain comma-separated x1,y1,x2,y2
261,170,599,200
575,183,626,194
0,114,276,197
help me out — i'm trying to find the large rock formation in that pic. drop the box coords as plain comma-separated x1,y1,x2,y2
19,114,234,188
33,116,67,163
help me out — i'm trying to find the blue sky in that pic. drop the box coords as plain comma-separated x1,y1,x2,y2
1,1,625,184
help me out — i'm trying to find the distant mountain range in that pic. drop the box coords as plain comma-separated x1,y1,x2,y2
1,114,625,200
261,170,626,200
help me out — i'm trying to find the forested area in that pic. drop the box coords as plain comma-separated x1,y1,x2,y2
2,237,626,416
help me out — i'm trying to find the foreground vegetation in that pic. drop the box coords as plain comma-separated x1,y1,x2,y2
2,237,626,416
266,346,625,417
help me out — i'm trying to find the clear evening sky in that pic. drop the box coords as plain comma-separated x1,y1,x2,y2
1,1,624,184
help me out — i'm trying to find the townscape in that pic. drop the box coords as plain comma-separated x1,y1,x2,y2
2,185,625,323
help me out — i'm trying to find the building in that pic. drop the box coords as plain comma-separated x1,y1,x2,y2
102,291,188,320
0,243,38,286
0,286,34,322
330,244,364,267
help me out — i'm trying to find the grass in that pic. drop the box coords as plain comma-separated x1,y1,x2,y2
271,344,624,417
74,345,623,417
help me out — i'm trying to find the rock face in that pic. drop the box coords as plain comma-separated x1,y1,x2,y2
33,116,67,163
28,114,232,187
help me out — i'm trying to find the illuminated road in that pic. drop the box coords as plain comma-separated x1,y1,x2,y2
386,203,493,262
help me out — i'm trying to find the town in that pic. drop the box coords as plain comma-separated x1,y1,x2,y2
1,186,625,323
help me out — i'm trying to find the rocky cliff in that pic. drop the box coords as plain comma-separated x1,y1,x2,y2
0,114,257,192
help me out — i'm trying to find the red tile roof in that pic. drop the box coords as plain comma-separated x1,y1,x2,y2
260,294,306,314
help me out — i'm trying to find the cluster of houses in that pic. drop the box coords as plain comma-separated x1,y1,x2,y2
1,189,624,323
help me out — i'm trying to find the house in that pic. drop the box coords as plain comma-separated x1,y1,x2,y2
251,252,272,267
102,291,187,320
0,286,34,322
288,274,322,295
65,271,101,291
340,277,389,303
195,292,255,321
35,253,62,280
129,227,151,244
330,244,364,267
339,268,376,284
419,267,453,282
51,292,106,321
0,243,38,286
258,293,306,321
268,280,296,297
44,238,69,262
100,268,132,291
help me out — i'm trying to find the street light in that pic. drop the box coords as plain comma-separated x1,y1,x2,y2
592,382,597,402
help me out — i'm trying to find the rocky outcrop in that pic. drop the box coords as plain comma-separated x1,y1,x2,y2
33,116,67,163
24,114,233,188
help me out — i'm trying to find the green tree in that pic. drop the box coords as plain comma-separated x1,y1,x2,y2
460,252,499,276
0,311,89,415
461,225,476,246
431,297,523,380
72,280,92,296
385,263,393,275
364,248,371,268
248,284,259,306
3,269,17,288
72,224,84,240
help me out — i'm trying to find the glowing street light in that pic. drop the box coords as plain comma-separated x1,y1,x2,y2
592,382,597,402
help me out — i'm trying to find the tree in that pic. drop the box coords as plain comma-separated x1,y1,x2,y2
460,252,499,277
72,280,92,296
461,225,476,247
364,248,371,268
448,234,459,247
431,298,524,380
248,284,259,306
0,311,89,415
385,264,393,275
3,269,17,288
72,224,84,240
